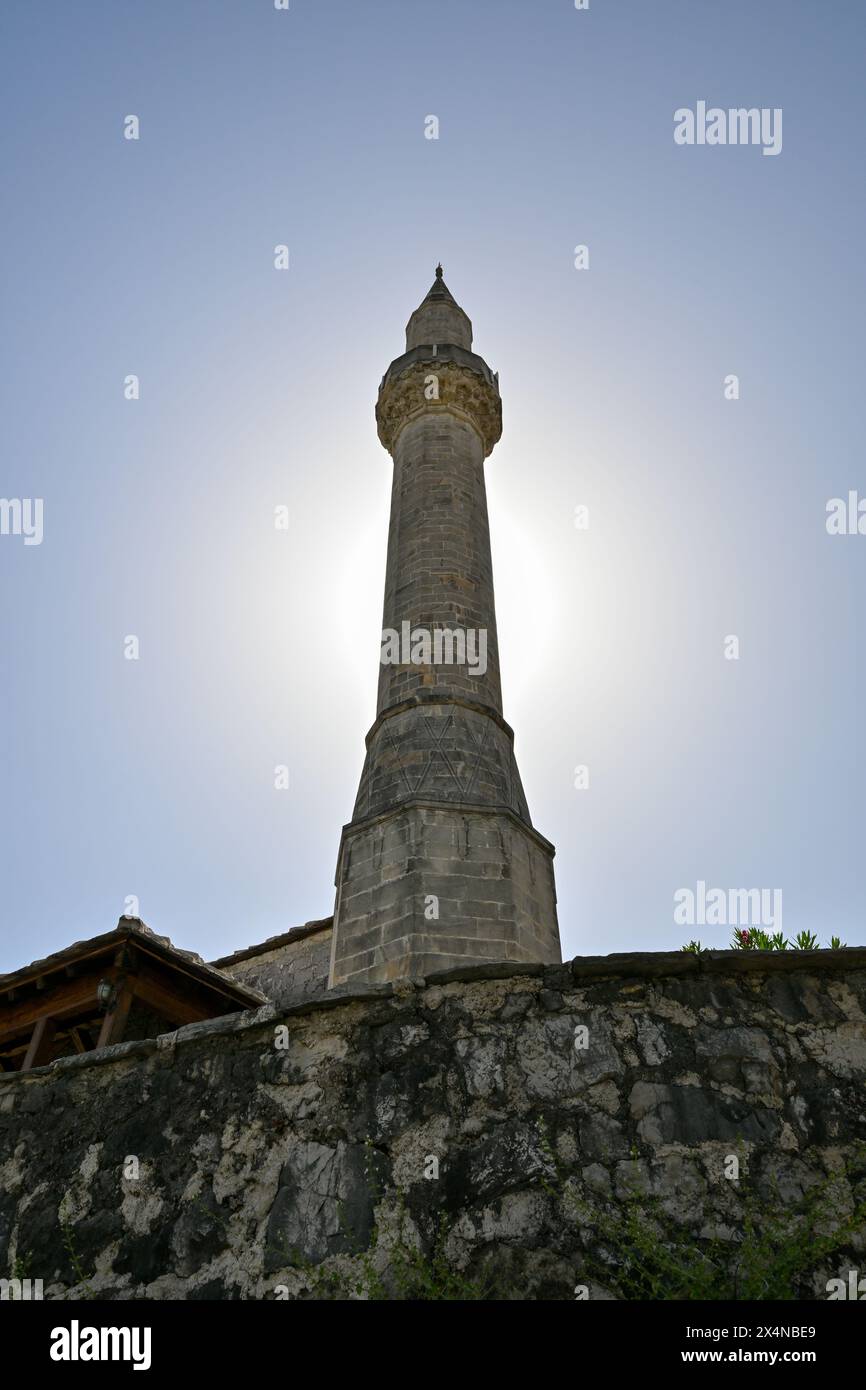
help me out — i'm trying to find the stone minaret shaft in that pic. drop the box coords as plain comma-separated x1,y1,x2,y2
329,269,560,987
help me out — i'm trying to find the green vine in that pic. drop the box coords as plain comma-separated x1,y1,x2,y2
60,1221,95,1299
557,1138,866,1301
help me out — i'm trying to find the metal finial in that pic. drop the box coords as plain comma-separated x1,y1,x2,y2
435,263,443,279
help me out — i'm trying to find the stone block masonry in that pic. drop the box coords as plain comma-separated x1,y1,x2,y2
212,919,333,1008
1,949,864,1300
329,269,561,985
330,805,559,986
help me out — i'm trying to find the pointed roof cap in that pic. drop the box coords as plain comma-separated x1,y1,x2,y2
405,265,473,351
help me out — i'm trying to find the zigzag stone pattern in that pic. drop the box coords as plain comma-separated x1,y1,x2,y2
353,704,531,823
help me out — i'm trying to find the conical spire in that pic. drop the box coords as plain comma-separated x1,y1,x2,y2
405,265,473,351
423,263,453,299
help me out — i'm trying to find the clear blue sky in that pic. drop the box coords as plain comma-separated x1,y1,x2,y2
2,0,864,971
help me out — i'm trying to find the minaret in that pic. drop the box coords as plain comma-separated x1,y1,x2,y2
328,268,561,987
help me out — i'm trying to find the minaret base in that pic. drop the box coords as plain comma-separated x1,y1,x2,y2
328,801,560,988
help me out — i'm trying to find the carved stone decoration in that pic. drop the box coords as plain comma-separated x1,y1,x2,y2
352,702,531,824
376,357,503,457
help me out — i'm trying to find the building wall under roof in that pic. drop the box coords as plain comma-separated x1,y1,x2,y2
215,923,332,1008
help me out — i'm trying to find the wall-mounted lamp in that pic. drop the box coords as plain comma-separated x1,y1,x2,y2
96,979,117,1012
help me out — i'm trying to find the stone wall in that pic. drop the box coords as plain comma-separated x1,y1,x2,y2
1,950,865,1301
211,920,332,1009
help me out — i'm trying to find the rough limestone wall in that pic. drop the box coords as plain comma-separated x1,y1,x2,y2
214,927,332,1008
0,952,865,1301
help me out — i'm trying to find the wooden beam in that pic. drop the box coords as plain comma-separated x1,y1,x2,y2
1,932,254,1015
132,941,253,1008
0,931,136,996
0,970,111,1045
22,1016,57,1072
96,978,135,1049
127,961,227,1026
0,951,241,1055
